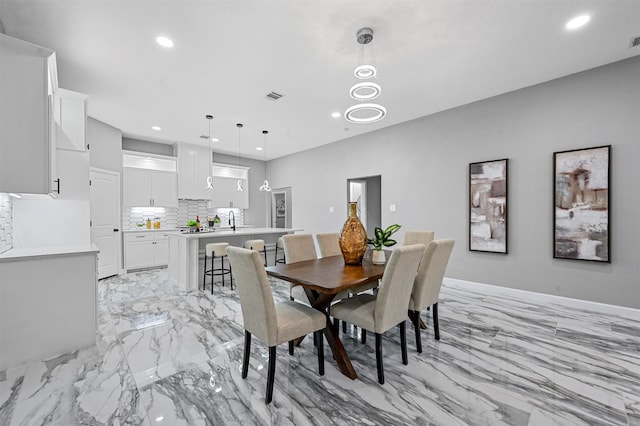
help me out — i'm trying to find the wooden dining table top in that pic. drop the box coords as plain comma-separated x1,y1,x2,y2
265,255,386,294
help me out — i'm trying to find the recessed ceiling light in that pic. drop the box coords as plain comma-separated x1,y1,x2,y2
211,138,219,142
331,112,341,118
156,36,174,48
566,14,590,30
256,147,263,151
152,126,161,131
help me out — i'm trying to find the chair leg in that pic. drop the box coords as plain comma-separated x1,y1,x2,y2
400,321,408,365
316,330,324,376
361,329,366,344
202,253,207,291
342,321,346,333
242,330,251,379
433,303,440,340
210,255,215,295
221,256,225,287
229,263,233,290
412,310,422,353
265,346,276,404
333,318,339,335
375,332,384,384
263,249,267,267
288,340,294,355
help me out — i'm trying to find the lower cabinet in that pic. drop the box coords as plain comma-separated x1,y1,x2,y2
124,231,172,270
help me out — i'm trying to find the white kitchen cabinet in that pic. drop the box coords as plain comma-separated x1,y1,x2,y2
211,177,249,208
0,34,56,195
53,88,88,151
55,148,90,200
210,163,249,209
122,167,178,207
176,143,213,200
124,231,173,270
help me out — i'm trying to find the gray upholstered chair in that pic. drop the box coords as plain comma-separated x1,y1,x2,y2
330,244,425,384
316,233,342,258
226,246,326,404
244,239,267,266
409,239,455,352
403,230,435,246
282,234,317,302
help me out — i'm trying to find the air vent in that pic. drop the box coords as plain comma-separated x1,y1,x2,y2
265,91,284,101
630,35,640,48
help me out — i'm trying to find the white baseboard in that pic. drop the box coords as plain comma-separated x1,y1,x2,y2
444,277,640,320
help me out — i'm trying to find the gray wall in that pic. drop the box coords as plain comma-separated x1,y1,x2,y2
88,117,122,173
267,57,640,308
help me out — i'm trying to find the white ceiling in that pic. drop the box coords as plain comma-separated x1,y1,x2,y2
1,1,638,160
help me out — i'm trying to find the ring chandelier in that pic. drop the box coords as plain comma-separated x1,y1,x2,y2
345,28,386,124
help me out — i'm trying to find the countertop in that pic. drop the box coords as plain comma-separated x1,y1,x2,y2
170,227,300,239
122,228,181,233
0,244,100,261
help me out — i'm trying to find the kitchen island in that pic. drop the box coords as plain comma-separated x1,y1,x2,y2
168,227,299,291
0,244,99,370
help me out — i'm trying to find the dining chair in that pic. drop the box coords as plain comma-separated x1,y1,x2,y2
330,244,425,384
403,230,435,246
316,233,342,258
226,246,326,404
282,234,317,302
408,239,455,352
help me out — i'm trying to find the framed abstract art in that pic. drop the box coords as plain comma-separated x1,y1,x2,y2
553,145,611,262
469,158,508,254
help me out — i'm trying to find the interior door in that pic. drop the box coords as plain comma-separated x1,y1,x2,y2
349,180,367,231
271,191,286,228
90,168,120,279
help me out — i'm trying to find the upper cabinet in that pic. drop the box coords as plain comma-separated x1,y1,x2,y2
53,88,88,151
210,163,250,209
122,152,178,208
176,143,213,200
0,34,55,194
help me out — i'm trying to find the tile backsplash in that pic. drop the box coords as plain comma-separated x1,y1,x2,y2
0,193,13,254
122,199,243,230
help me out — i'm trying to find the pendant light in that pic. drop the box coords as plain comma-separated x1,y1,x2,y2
345,28,386,124
259,130,272,192
236,123,244,192
205,115,214,190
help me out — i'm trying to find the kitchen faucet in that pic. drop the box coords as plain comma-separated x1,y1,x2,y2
229,211,236,231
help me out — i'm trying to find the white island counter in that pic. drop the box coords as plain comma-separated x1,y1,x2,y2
168,227,299,291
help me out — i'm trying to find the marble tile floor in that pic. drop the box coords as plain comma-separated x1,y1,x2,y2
1,269,639,425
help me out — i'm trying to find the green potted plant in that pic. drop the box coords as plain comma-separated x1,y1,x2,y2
367,224,401,264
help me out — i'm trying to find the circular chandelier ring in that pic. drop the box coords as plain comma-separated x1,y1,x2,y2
354,65,377,79
344,103,387,124
349,82,381,101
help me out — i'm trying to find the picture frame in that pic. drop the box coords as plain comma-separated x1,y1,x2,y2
553,145,611,262
469,158,508,254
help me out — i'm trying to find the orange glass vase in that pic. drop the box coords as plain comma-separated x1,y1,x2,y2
339,202,368,265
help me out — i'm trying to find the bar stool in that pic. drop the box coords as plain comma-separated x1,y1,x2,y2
203,242,233,293
244,239,267,266
274,237,286,264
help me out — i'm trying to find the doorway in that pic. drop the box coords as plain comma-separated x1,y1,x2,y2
90,168,121,279
271,187,292,228
347,175,381,236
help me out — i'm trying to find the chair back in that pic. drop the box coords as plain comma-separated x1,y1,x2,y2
316,233,341,258
282,234,317,263
227,246,278,346
410,239,455,311
374,244,425,333
403,230,435,246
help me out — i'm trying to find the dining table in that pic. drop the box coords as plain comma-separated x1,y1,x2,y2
265,254,386,380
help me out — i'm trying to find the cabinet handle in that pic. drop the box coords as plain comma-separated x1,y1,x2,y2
136,236,145,238
55,178,61,194
113,228,119,232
